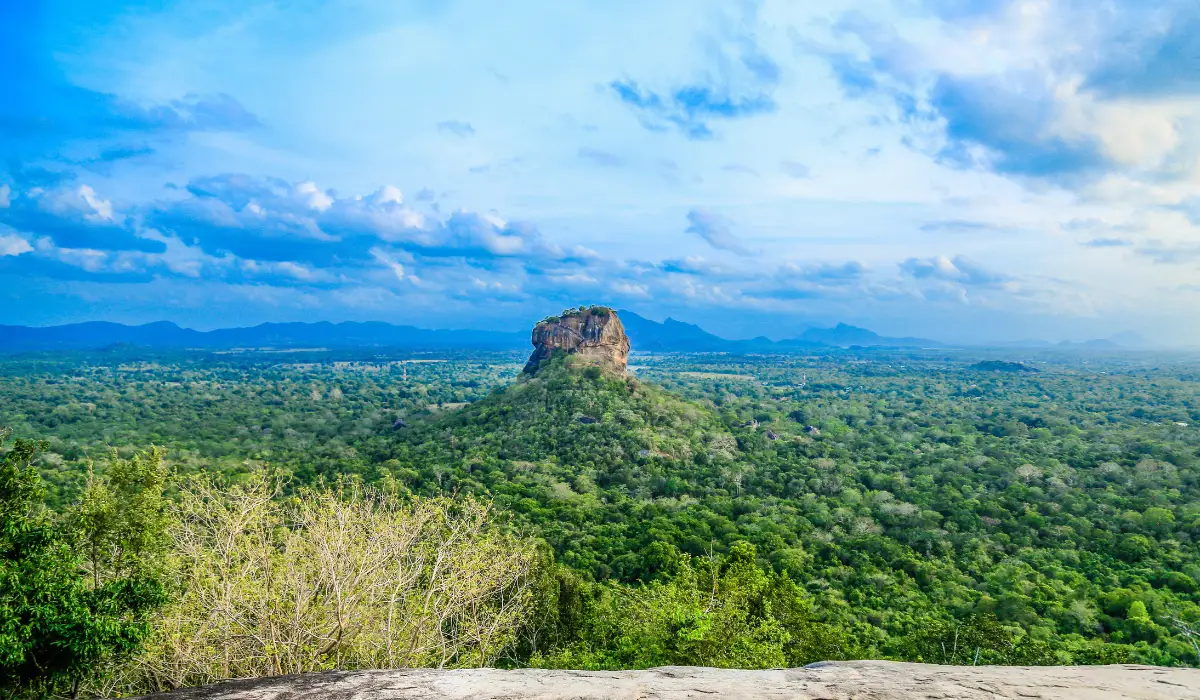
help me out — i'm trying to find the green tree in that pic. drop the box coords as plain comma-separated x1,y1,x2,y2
72,447,172,586
530,542,847,669
1128,601,1150,623
1142,508,1175,537
904,614,1014,665
0,435,168,699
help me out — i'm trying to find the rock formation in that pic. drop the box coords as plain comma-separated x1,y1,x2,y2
523,306,630,375
134,662,1200,700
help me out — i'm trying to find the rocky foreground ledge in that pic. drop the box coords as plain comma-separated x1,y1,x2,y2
139,662,1199,700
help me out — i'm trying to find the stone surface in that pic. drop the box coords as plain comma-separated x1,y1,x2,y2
135,662,1200,700
523,307,630,375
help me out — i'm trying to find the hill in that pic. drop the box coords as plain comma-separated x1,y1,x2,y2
617,312,939,352
617,310,733,352
795,323,938,348
387,353,734,578
369,325,1200,665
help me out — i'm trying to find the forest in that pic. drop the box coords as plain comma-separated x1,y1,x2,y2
3,344,1200,697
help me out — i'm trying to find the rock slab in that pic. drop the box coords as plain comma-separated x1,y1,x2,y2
523,307,630,375
138,662,1200,700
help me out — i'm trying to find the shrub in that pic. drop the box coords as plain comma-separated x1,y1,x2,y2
108,476,539,695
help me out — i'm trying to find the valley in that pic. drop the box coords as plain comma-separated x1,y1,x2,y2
4,310,1200,681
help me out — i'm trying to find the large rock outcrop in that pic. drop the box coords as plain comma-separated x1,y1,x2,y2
523,306,630,375
135,662,1200,700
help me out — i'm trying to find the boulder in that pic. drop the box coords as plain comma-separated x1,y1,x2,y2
523,306,630,375
133,662,1200,700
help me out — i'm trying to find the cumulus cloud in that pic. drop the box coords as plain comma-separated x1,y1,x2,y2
0,233,31,256
0,168,1071,332
809,2,1200,191
0,183,164,253
0,175,610,297
1085,5,1200,98
900,254,1010,287
684,208,755,256
782,261,867,282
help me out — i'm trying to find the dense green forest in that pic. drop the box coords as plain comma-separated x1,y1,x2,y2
3,344,1200,695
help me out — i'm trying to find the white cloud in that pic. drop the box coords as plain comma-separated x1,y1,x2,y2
370,247,411,282
55,246,110,272
684,209,755,256
0,233,32,256
295,181,334,211
1049,81,1190,170
9,0,1200,342
77,185,116,222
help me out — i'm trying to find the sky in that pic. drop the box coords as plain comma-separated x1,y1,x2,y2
1,0,1199,344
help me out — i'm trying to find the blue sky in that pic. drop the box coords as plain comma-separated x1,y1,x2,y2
2,0,1199,343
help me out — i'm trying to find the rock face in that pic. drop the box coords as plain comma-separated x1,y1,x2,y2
135,662,1200,700
523,306,630,375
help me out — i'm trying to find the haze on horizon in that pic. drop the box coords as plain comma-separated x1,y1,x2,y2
2,1,1199,346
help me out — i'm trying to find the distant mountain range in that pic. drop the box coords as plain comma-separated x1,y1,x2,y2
992,336,1148,350
0,321,527,354
618,314,940,352
0,312,1143,355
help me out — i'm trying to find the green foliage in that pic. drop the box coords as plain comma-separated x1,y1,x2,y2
901,613,1071,665
526,542,849,669
0,351,519,504
0,434,168,699
539,306,613,326
904,613,1013,665
972,361,1037,373
73,447,172,586
5,346,1200,670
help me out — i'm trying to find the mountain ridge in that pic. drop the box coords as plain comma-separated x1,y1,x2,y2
0,320,528,353
0,314,1142,354
617,312,940,351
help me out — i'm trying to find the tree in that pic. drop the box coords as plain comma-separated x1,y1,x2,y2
72,447,172,587
1142,508,1175,537
904,614,1013,666
529,542,847,670
0,434,167,699
1167,617,1200,667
